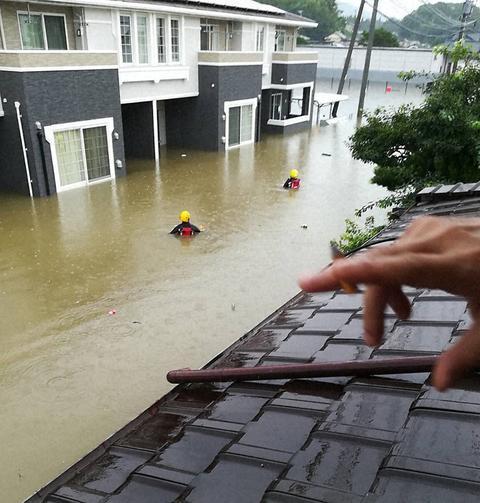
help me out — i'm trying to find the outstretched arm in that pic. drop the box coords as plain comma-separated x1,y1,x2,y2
190,224,201,233
299,216,480,391
170,224,182,235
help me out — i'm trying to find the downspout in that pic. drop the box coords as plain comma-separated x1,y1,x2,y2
14,101,33,198
36,123,50,196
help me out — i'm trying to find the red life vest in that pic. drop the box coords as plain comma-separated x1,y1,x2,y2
181,227,193,236
291,178,300,189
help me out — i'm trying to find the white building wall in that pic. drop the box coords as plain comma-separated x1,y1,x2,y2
84,8,117,51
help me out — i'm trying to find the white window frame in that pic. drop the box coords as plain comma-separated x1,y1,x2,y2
224,97,257,150
274,28,286,52
44,118,115,193
119,12,134,64
270,92,282,120
155,15,167,64
118,12,182,66
170,17,181,63
200,19,220,51
17,11,69,50
135,12,150,65
255,24,265,52
267,82,314,127
0,7,6,50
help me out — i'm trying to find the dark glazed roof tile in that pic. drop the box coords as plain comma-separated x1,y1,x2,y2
409,300,466,322
269,334,331,359
266,480,364,502
285,432,390,496
152,427,235,473
378,324,453,353
186,454,285,503
364,469,480,502
295,311,356,334
69,447,153,494
239,328,292,352
323,384,417,433
268,309,317,327
312,341,373,362
103,475,186,502
204,392,269,423
334,317,396,341
50,487,105,503
239,408,319,453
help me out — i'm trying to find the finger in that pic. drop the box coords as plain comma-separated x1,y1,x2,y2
433,321,480,391
387,287,411,320
299,267,339,292
326,252,450,290
363,286,388,347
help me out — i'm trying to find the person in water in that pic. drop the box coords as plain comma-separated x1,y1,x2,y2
170,211,201,236
283,169,301,189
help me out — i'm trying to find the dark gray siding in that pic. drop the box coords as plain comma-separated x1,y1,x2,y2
0,71,31,195
166,64,262,151
271,63,317,86
122,102,154,159
0,69,125,196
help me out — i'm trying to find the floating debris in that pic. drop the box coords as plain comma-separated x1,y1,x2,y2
108,309,117,316
181,153,187,157
321,153,332,157
301,225,308,229
231,304,236,311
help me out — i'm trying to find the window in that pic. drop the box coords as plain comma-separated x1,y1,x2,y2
289,87,311,117
270,93,282,120
18,13,67,50
156,17,165,63
49,122,114,191
226,101,256,148
0,8,6,50
256,26,264,52
170,18,180,62
136,14,149,64
275,29,286,52
120,14,133,63
200,19,220,51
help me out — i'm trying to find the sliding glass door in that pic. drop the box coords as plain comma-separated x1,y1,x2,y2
227,103,255,149
53,125,112,190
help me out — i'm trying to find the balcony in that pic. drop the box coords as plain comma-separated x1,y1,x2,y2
198,51,263,66
0,50,117,70
272,51,318,65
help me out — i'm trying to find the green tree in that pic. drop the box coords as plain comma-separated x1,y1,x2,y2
350,49,480,198
359,28,400,47
261,0,345,41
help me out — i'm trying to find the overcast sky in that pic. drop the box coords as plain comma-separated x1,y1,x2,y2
341,0,467,19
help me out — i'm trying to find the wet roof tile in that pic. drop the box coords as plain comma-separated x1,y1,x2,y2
378,324,453,353
295,311,356,334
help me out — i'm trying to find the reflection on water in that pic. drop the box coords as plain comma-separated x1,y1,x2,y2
0,80,423,501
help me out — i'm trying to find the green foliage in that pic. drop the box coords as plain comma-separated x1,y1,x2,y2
331,216,384,254
261,0,345,41
359,28,400,47
399,2,480,46
350,55,480,198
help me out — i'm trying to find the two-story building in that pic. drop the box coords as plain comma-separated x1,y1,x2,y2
0,0,317,196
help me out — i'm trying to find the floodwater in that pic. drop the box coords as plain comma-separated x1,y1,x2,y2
0,80,423,502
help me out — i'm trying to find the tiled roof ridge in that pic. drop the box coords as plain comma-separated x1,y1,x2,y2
416,181,480,203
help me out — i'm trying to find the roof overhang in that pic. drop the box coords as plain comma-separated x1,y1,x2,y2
21,0,318,27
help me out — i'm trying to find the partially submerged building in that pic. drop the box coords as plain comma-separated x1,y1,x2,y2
0,0,317,196
26,183,480,502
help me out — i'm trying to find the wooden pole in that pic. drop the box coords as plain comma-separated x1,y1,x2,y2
357,0,379,118
332,0,366,118
167,355,438,384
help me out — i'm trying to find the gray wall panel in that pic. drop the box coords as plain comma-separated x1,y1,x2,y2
271,63,317,86
122,102,154,159
0,69,125,196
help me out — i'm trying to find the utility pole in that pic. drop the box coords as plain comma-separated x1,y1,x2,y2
357,0,379,118
332,0,366,118
452,0,474,73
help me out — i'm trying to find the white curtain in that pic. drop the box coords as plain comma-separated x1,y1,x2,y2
54,130,85,187
83,127,110,180
19,14,44,50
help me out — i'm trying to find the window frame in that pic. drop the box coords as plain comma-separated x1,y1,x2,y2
17,11,69,51
200,18,221,51
155,15,166,63
44,117,115,193
119,12,134,64
274,28,286,52
0,7,6,50
170,17,181,63
224,97,258,150
135,12,150,65
255,24,265,52
270,92,282,120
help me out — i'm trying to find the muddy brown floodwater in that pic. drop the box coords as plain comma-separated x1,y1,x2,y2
0,81,423,501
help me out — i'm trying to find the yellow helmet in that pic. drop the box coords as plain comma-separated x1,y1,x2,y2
290,169,299,179
180,210,191,222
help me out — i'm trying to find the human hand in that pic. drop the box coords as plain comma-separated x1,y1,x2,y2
299,216,480,391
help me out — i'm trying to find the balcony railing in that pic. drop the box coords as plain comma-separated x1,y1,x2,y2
0,50,117,69
198,51,263,65
272,51,318,64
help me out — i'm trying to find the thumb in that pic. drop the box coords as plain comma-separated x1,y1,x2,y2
433,321,480,391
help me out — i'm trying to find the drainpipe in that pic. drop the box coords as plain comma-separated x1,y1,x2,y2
14,101,33,198
35,122,50,196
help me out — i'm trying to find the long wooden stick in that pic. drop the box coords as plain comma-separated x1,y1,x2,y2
167,355,438,384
